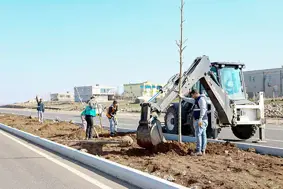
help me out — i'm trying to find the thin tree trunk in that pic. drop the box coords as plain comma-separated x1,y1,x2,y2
176,0,186,143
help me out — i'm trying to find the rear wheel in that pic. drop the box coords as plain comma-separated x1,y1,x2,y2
231,125,257,140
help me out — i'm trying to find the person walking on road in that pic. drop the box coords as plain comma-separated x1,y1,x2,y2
106,100,118,137
180,89,208,156
36,96,45,123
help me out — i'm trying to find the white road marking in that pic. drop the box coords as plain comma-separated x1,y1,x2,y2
0,130,113,189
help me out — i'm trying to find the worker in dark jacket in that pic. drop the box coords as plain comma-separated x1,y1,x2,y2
180,89,208,156
106,100,118,136
36,96,45,123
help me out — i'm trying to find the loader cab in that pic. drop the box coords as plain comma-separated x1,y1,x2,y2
194,62,246,101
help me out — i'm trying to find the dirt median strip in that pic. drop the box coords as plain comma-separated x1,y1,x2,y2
0,114,283,189
164,134,283,157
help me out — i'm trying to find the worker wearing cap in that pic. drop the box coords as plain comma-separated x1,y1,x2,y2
180,89,208,156
106,100,118,136
36,95,45,123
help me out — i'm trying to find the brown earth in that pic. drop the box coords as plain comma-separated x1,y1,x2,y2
0,114,282,189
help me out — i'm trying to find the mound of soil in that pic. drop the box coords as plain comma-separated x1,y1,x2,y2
153,141,194,155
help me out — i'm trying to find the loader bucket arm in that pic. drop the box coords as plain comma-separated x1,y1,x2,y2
150,56,211,112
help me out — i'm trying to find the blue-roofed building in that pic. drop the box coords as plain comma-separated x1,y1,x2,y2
123,81,164,101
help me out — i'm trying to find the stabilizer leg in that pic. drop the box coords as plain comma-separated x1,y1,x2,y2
253,124,267,143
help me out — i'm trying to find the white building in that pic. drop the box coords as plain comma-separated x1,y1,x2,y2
74,85,116,102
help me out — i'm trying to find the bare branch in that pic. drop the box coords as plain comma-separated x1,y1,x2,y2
181,46,187,52
183,46,187,51
184,38,188,44
176,40,180,47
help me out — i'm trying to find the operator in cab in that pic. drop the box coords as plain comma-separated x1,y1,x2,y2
180,89,208,156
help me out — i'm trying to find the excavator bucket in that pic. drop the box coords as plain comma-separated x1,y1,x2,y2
137,119,165,148
136,103,166,148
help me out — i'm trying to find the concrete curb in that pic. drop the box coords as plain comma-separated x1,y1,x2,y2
164,134,283,157
0,123,189,189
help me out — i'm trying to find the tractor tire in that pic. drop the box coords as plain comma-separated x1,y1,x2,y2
231,125,257,140
164,106,178,134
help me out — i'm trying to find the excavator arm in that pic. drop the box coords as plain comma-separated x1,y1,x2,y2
137,55,235,148
149,56,210,112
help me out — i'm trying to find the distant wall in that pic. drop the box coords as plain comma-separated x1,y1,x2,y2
50,93,74,102
244,68,283,98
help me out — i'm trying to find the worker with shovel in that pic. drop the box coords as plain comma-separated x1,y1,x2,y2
106,100,118,137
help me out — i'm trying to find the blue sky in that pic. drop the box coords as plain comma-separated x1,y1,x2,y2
0,0,282,104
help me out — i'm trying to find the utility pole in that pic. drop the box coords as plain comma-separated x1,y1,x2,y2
176,0,186,143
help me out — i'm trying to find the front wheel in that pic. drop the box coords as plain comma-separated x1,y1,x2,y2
231,125,257,140
164,106,179,134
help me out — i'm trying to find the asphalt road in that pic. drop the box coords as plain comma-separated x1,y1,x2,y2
0,129,138,189
0,108,139,130
0,108,283,149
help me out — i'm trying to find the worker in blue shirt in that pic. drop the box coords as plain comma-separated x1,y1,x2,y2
36,95,45,123
180,89,208,156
